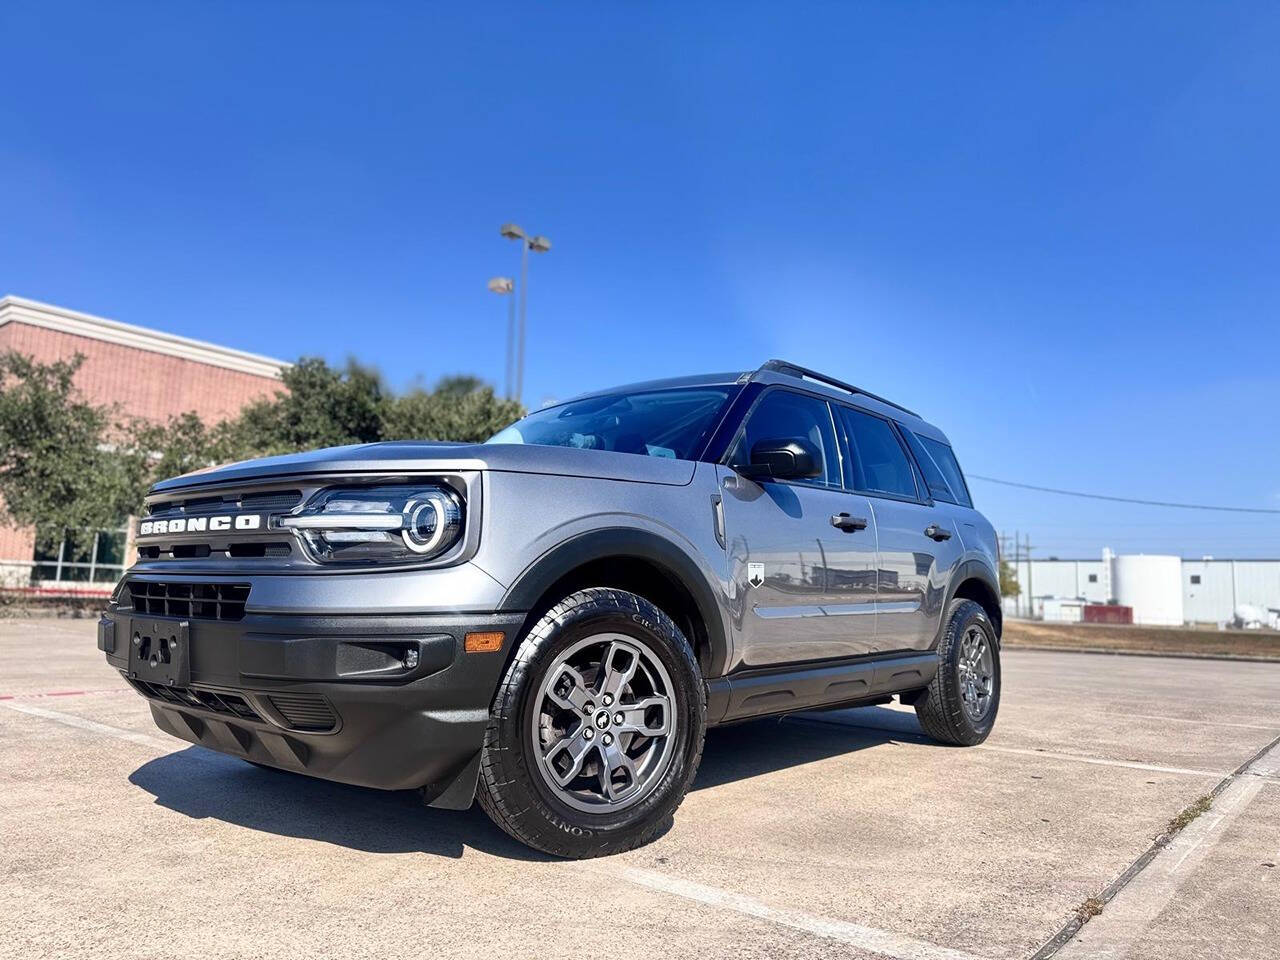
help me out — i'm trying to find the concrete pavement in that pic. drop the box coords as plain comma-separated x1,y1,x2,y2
1,619,1277,959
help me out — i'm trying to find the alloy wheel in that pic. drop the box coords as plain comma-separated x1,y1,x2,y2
957,625,995,722
531,633,677,813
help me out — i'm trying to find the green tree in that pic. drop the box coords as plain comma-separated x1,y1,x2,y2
382,381,524,443
220,356,387,458
0,352,137,547
999,558,1021,599
0,352,525,559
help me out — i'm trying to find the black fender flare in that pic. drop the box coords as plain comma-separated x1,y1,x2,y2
936,558,1003,648
497,527,731,678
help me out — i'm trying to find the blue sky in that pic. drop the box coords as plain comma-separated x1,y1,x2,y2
2,2,1278,558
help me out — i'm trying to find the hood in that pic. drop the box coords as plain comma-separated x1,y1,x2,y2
151,441,698,493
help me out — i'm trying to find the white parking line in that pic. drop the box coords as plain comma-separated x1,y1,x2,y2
973,745,1224,779
793,714,1227,778
1096,712,1279,732
601,866,994,960
0,699,178,753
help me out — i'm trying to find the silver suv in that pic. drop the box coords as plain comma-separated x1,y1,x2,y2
99,360,1002,857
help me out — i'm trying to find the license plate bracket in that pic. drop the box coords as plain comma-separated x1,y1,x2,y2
128,617,191,687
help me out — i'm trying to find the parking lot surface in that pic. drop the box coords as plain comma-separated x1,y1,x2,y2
2,618,1277,960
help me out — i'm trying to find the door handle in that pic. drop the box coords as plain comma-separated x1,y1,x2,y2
924,524,952,542
830,513,868,532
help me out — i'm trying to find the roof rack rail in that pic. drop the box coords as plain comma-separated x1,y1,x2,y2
752,359,919,418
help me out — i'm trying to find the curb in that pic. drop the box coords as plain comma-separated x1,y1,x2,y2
1003,643,1280,664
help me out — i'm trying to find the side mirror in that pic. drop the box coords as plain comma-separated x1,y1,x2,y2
736,437,822,481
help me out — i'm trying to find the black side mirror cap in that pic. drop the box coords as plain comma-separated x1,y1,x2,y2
736,437,822,481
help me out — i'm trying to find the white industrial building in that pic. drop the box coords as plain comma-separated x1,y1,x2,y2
1005,550,1280,628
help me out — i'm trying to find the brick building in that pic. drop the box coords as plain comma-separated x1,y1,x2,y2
0,295,287,592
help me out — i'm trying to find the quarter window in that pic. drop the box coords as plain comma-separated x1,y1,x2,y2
730,390,841,488
904,432,972,507
901,430,953,504
838,407,918,499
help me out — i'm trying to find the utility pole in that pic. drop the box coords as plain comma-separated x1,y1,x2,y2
1024,532,1035,620
499,223,551,404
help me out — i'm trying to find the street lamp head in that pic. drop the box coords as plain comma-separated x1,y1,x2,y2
528,235,552,253
499,222,526,241
487,276,514,294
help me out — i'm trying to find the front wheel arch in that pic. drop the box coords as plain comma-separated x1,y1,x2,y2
498,528,730,678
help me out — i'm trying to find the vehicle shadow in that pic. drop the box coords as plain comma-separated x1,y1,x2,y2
127,705,921,860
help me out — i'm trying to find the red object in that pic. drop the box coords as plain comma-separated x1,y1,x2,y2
1083,604,1133,624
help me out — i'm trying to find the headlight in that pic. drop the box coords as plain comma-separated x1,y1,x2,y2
278,484,463,565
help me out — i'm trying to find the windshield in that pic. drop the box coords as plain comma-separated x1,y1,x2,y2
487,386,735,460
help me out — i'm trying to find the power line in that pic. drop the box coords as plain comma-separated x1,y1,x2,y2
968,475,1280,515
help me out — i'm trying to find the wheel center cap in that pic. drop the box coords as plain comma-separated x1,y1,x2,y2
594,710,612,730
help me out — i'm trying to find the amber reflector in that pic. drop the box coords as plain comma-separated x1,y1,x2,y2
464,631,504,654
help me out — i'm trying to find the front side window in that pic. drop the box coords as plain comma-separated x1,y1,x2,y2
729,389,840,487
488,386,733,461
838,407,918,499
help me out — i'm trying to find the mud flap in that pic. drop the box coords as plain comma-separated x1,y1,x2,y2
421,750,483,810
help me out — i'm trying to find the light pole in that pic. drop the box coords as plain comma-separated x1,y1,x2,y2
499,222,551,403
487,276,515,399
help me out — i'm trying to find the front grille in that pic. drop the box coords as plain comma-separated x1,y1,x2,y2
268,693,338,731
130,679,263,722
128,581,250,621
147,489,303,519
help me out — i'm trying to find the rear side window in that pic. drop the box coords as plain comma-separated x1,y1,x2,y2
838,407,918,499
903,431,972,507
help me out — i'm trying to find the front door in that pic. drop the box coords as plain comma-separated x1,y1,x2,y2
718,389,879,669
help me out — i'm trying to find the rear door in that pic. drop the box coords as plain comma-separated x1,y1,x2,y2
718,388,879,669
834,405,964,653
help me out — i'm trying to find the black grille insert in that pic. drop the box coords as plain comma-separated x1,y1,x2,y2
130,679,263,722
147,489,303,519
268,693,339,731
128,581,250,621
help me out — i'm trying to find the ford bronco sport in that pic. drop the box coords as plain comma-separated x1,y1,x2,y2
100,360,1002,857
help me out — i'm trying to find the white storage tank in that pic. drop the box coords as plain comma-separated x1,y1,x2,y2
1112,555,1184,626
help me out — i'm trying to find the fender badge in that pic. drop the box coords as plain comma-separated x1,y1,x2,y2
747,562,765,588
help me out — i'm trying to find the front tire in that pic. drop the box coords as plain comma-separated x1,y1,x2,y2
477,588,706,858
914,598,1001,745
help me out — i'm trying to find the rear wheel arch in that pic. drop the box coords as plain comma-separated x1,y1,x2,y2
498,528,729,679
945,561,1003,644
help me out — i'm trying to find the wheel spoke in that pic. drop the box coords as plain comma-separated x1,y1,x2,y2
542,726,595,787
599,737,638,801
547,664,591,714
598,641,640,701
614,695,672,737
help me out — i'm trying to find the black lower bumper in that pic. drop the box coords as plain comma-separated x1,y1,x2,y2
100,605,525,806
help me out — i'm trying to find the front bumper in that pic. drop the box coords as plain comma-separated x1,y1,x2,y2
99,603,524,806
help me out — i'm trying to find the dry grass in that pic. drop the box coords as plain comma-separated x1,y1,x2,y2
1167,795,1214,834
1074,896,1105,924
1003,620,1280,660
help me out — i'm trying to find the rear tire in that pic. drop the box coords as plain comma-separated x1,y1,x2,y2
914,599,1001,746
477,588,706,858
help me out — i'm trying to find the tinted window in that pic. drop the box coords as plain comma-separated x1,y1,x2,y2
904,431,972,507
838,407,917,499
488,387,732,460
917,435,972,507
730,390,840,487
